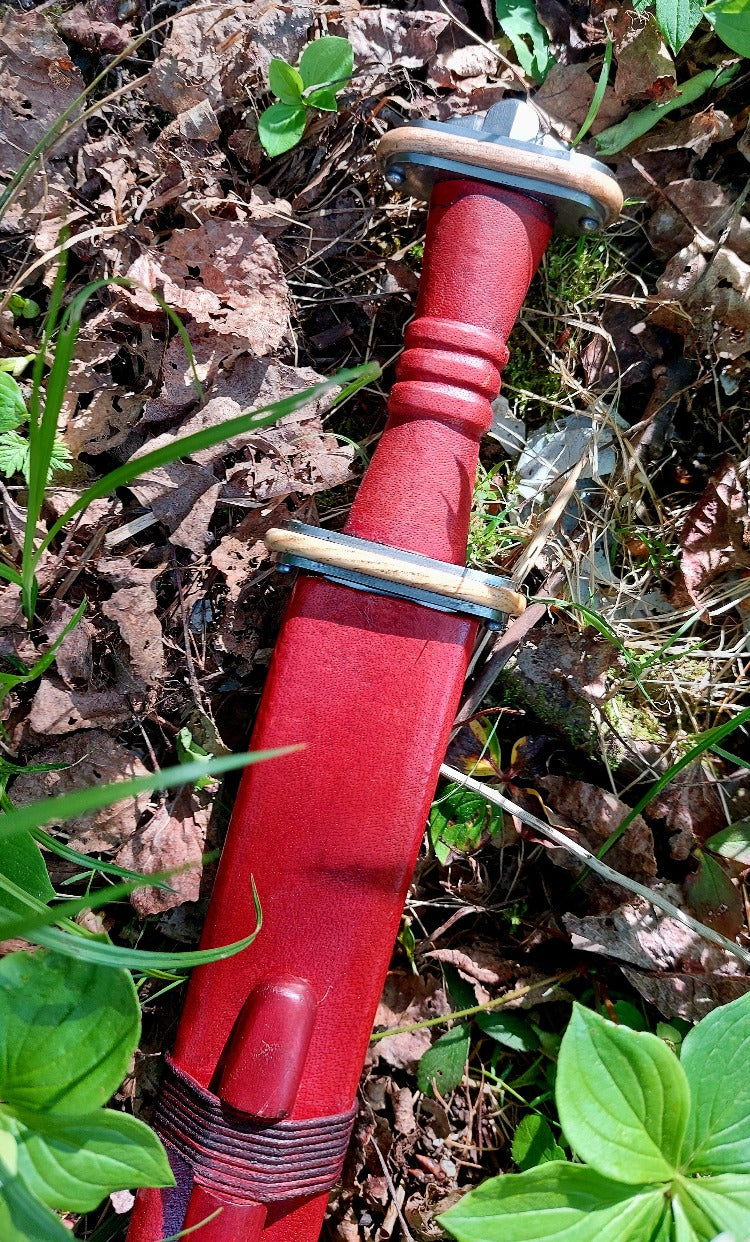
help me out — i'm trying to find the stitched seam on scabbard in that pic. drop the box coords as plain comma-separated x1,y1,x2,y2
154,1056,357,1203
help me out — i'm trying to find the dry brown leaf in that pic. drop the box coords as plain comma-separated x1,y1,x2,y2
329,9,449,81
129,461,220,555
646,760,725,859
211,506,288,600
102,585,165,687
45,600,94,689
533,775,657,882
674,460,750,607
116,787,211,915
620,965,750,1022
0,11,85,175
11,730,150,852
647,180,750,262
512,623,619,748
425,947,511,990
57,4,131,53
613,12,675,103
27,678,138,736
628,105,733,159
656,243,750,360
146,2,314,115
125,219,289,356
370,972,450,1073
535,63,626,141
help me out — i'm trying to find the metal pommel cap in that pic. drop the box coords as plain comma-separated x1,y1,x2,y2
376,98,623,236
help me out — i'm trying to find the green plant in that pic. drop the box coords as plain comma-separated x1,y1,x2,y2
0,371,71,485
0,950,173,1242
258,36,354,157
494,0,552,82
442,993,750,1240
635,0,750,53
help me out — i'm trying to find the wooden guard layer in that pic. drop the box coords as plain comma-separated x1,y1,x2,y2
378,128,623,227
264,527,527,617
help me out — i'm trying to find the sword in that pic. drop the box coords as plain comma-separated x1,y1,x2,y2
126,99,621,1242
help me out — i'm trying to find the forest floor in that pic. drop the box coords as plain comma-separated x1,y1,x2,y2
0,0,749,1238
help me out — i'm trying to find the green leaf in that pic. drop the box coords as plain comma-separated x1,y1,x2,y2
0,1162,69,1242
305,85,339,112
299,35,354,90
14,1110,173,1212
0,375,26,431
418,1024,470,1097
429,782,503,864
685,850,744,937
655,0,703,50
494,0,553,82
439,1162,670,1241
556,1004,689,1182
512,1115,565,1171
704,0,750,56
7,295,40,321
681,991,750,1174
595,63,741,157
0,952,139,1114
0,430,29,478
476,1009,540,1052
268,58,304,104
0,831,54,910
675,1173,750,1237
706,822,750,866
46,437,72,481
258,102,307,156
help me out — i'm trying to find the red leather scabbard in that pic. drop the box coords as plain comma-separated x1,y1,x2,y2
128,181,552,1242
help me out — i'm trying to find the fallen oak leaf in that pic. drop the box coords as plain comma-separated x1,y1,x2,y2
115,787,211,915
673,459,750,608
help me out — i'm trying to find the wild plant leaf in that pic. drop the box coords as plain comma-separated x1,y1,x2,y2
0,952,139,1115
305,85,338,111
0,431,29,478
418,1024,470,1097
13,1110,172,1212
495,0,553,82
595,64,741,157
705,822,750,866
6,296,40,321
476,1009,539,1052
299,35,354,89
704,0,750,55
0,831,54,909
685,850,744,937
439,1162,669,1241
0,1162,69,1242
675,1173,750,1237
655,0,703,49
268,57,304,104
681,991,750,1174
556,1004,689,1182
258,102,308,156
0,375,26,431
511,1115,565,1171
430,781,503,864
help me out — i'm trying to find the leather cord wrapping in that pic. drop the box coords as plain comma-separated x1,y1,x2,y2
154,1057,357,1204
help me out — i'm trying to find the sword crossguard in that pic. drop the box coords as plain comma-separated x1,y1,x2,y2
377,98,623,236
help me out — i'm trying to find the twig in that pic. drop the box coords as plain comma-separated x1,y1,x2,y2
440,763,750,969
369,1135,415,1242
371,971,574,1040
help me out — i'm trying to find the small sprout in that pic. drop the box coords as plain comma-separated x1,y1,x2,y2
258,35,354,158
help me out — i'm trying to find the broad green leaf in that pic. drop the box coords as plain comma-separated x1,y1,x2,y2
512,1115,565,1171
612,1000,649,1031
706,822,750,866
0,375,26,431
305,85,338,112
430,782,502,864
681,991,750,1174
703,0,750,55
655,0,703,49
0,1162,69,1242
7,295,40,321
0,952,139,1114
685,850,744,937
299,35,354,89
0,831,54,910
0,430,29,478
439,1161,669,1241
268,58,304,104
418,1024,470,1097
556,1004,689,1182
675,1173,750,1237
495,0,553,82
477,1009,539,1052
595,64,740,157
258,102,308,156
14,1110,173,1212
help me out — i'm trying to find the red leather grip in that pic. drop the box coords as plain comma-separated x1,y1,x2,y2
127,182,552,1242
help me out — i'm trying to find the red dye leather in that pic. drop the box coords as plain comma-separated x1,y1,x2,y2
127,182,552,1242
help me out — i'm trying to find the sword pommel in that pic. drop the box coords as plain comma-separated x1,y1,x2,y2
377,97,623,236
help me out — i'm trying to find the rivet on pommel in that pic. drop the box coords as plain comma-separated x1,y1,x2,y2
385,165,406,188
579,216,600,234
